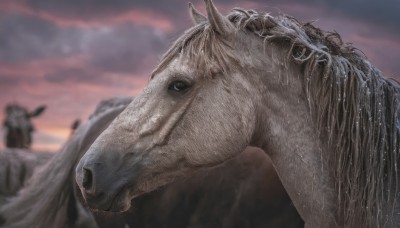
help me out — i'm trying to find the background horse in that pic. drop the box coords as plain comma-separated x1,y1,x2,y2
0,104,82,205
0,149,52,205
77,1,400,227
1,97,302,228
3,104,46,149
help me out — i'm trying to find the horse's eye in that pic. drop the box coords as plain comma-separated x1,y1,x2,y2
168,81,190,93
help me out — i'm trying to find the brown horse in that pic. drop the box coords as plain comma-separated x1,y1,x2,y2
1,97,302,228
76,1,400,228
2,104,46,149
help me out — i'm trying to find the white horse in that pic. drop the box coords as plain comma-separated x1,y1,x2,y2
77,2,400,227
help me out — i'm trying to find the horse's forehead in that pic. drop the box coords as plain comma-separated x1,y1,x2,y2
7,106,27,115
167,59,191,75
153,57,197,80
5,107,31,127
7,110,26,120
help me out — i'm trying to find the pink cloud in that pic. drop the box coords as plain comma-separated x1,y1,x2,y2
0,53,148,151
0,1,173,31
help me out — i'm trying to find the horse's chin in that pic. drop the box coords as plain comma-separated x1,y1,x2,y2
86,187,132,213
105,188,132,212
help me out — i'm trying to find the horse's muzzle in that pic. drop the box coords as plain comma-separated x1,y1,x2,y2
76,157,132,212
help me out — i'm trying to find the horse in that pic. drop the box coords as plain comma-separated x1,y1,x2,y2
0,97,132,228
1,97,302,228
0,119,83,205
0,104,79,204
0,149,52,205
76,1,400,227
2,104,46,148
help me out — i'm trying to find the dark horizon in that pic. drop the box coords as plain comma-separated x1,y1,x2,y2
1,0,399,151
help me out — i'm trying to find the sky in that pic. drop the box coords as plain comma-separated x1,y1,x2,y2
0,0,399,151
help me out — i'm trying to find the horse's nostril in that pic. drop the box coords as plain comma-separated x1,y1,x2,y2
82,168,93,191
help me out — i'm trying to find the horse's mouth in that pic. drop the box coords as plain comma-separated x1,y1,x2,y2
84,185,131,212
105,187,131,212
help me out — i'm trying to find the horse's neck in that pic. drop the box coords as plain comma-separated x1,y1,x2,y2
248,63,338,227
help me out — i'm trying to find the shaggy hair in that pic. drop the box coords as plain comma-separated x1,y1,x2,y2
155,8,400,228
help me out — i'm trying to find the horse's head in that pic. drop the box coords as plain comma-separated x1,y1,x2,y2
76,0,293,212
3,104,46,148
77,1,400,227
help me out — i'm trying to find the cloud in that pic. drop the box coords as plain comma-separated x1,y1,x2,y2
0,74,25,86
25,0,185,19
320,1,400,33
84,23,167,74
2,0,174,30
44,68,97,84
0,11,168,73
0,13,83,63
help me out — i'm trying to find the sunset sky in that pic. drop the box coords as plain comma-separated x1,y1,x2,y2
0,0,399,151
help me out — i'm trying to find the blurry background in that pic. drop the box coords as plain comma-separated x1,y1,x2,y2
0,0,399,151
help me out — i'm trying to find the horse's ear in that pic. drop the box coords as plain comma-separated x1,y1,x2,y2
204,0,234,36
189,2,207,25
29,105,46,117
71,119,81,131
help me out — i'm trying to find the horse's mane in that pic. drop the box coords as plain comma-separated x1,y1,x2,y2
156,8,400,227
0,97,133,228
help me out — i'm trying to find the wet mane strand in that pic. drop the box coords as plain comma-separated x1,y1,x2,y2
155,8,400,227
